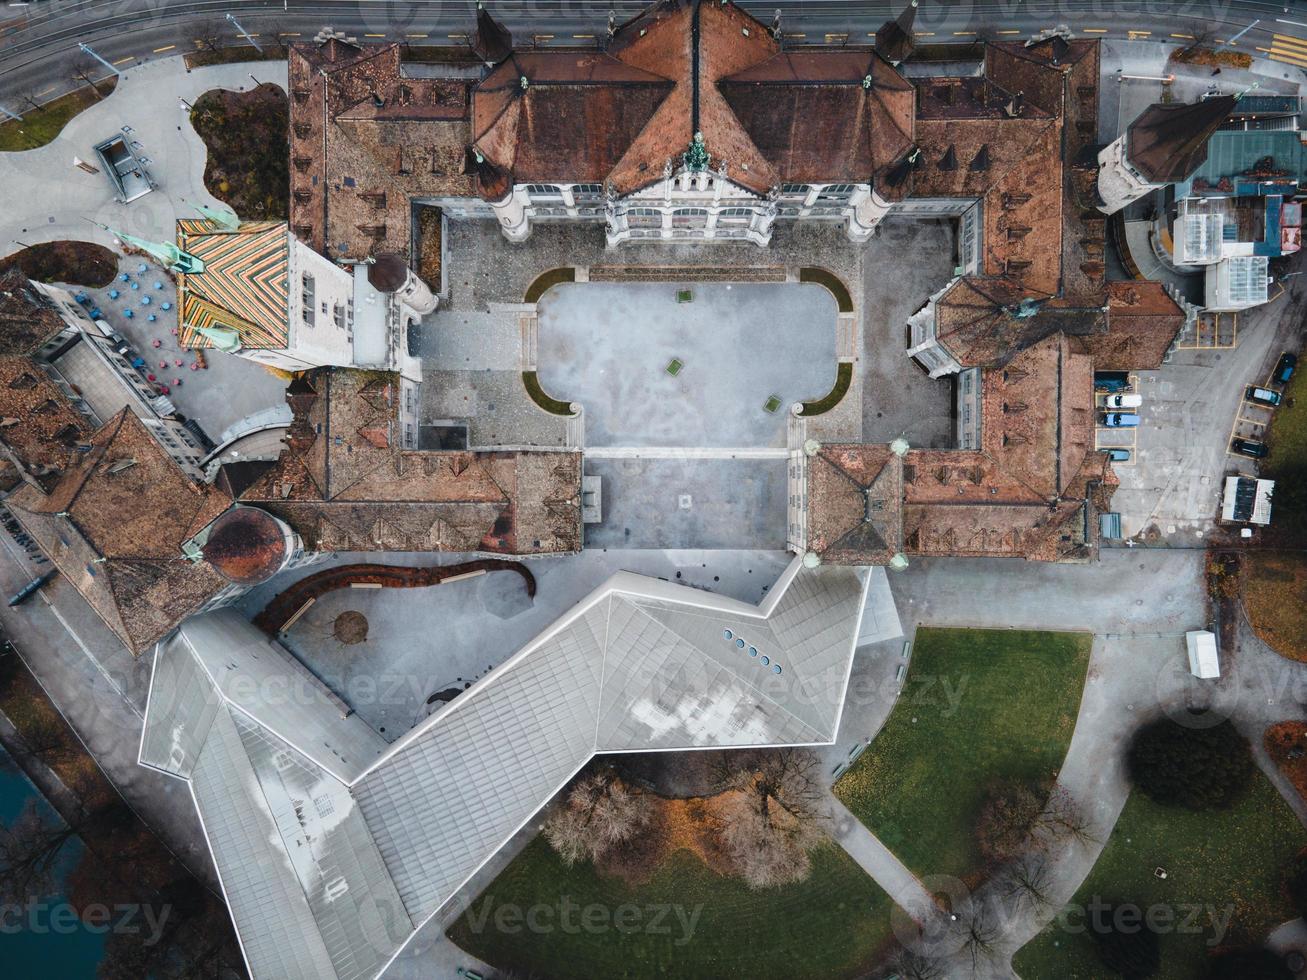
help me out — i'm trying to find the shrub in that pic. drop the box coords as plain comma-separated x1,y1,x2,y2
1126,718,1253,810
1092,909,1161,979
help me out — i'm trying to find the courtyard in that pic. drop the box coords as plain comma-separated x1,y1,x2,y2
536,281,837,448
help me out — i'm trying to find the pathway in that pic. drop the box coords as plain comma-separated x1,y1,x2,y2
828,793,936,922
0,56,287,256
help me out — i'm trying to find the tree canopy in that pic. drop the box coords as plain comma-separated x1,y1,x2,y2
1126,718,1253,810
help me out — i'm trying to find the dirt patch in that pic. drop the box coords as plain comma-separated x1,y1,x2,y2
0,240,118,287
332,610,369,645
189,84,288,220
417,207,442,289
1265,721,1307,804
1243,553,1307,662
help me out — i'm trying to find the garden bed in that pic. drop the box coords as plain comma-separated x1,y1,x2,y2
0,241,118,287
833,627,1092,881
189,83,288,220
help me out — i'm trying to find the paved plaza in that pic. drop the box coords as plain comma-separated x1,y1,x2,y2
537,282,836,447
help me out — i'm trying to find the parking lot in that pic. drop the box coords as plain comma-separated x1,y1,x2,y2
1106,294,1297,543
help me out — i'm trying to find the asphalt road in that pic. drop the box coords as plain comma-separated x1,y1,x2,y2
0,0,1305,109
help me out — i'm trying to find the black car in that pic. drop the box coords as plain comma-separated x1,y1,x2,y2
1231,438,1269,459
1275,352,1297,386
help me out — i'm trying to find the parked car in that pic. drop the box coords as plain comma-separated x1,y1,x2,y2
1231,438,1269,458
1101,412,1141,427
1275,352,1297,385
1105,448,1132,462
1246,385,1282,407
1103,393,1143,409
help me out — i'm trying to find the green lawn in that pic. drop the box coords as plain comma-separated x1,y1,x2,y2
0,82,116,151
448,837,897,979
1266,356,1306,477
1014,771,1306,979
834,628,1092,881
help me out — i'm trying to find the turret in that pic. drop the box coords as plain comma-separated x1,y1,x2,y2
199,506,305,587
1097,94,1236,215
368,253,437,317
876,0,919,66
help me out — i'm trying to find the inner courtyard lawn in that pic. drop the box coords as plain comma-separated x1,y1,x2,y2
1013,770,1306,979
447,837,897,980
834,627,1092,881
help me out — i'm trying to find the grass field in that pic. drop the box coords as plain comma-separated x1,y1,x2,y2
1013,771,1305,979
448,837,897,980
1266,358,1306,477
1244,553,1307,661
834,628,1092,881
0,81,116,152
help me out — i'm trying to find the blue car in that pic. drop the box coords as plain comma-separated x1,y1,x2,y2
1105,448,1132,462
1275,352,1297,386
1102,413,1140,427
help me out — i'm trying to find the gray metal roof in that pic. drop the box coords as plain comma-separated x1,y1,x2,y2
140,558,871,979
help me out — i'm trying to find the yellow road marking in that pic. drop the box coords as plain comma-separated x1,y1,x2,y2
825,33,849,41
1262,45,1307,67
914,32,935,37
1272,32,1307,48
1170,33,1195,40
1128,30,1152,37
952,31,977,36
279,32,301,37
35,85,54,96
572,34,594,39
112,56,133,65
364,33,386,38
152,44,175,52
996,30,1021,35
406,33,428,38
447,33,468,40
1081,28,1108,34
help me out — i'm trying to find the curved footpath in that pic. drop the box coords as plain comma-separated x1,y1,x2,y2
0,56,286,258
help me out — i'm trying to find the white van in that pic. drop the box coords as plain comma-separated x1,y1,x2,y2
1104,393,1142,409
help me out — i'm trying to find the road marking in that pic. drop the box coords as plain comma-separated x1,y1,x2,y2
1276,17,1307,29
279,32,301,37
112,56,134,65
364,33,386,38
406,33,428,39
1170,33,1195,40
1260,45,1307,67
913,31,935,37
447,33,468,40
572,33,594,39
1081,28,1108,34
1128,30,1152,37
35,85,54,96
1272,32,1307,49
152,44,175,53
952,31,976,36
996,30,1021,35
825,33,849,41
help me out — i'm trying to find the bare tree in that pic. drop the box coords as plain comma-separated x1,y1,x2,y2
715,749,829,890
68,54,108,99
975,778,1045,863
997,850,1056,914
542,767,648,867
1036,784,1098,849
886,947,947,980
952,897,1004,977
0,799,86,903
192,19,226,55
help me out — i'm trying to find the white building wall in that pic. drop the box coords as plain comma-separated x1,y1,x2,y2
1097,136,1161,215
286,237,356,369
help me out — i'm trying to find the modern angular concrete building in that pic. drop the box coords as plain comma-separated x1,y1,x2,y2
140,557,870,979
